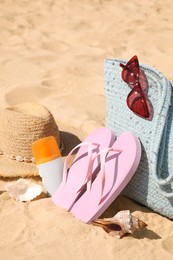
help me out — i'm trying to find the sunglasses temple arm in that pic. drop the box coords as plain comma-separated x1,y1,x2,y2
120,63,134,75
119,63,126,69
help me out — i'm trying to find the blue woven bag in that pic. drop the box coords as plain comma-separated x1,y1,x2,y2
104,57,173,219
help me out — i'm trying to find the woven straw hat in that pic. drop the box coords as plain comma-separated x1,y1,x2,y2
0,103,81,178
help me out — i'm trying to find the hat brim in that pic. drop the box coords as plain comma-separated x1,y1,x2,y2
0,125,84,178
0,155,38,178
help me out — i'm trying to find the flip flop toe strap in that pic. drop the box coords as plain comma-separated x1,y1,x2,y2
86,147,122,205
62,141,100,190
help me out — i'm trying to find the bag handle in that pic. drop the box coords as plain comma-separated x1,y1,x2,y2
146,66,173,197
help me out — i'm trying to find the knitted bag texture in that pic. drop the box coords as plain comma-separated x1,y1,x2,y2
104,58,173,219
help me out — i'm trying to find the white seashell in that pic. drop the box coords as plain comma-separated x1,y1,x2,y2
5,178,42,202
24,156,32,163
16,155,24,162
9,155,16,160
92,210,147,239
31,157,35,163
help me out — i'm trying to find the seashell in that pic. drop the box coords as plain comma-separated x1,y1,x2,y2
5,178,42,202
31,157,35,163
0,149,3,155
16,155,24,162
9,155,16,160
92,210,147,239
24,156,32,163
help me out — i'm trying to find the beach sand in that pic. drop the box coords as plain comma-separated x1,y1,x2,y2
0,0,173,259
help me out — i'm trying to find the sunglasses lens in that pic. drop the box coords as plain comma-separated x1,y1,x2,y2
121,68,138,86
127,90,150,118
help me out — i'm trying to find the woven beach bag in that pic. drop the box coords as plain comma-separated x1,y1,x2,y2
104,57,173,219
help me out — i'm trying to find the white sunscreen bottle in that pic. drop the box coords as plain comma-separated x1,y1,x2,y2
32,136,63,196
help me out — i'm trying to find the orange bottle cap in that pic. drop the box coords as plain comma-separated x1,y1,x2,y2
32,136,61,165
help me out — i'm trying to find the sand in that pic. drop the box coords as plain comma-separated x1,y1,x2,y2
0,0,173,259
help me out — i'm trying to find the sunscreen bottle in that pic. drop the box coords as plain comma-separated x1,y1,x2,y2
32,136,63,196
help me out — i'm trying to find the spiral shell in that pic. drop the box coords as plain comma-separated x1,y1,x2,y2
92,210,147,239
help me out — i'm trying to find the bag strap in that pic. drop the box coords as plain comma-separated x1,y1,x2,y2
143,65,173,197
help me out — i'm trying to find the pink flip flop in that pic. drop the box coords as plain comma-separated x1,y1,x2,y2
51,127,116,211
70,131,141,223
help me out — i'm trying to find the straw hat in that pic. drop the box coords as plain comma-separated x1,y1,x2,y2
0,103,81,178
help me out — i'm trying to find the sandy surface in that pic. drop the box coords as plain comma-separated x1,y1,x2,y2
0,0,173,259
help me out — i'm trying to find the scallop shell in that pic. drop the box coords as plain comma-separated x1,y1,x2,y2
16,155,24,162
92,210,147,239
5,178,42,202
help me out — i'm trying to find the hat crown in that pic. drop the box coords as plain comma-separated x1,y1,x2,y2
0,103,60,160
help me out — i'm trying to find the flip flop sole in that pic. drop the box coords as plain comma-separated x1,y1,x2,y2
70,131,141,223
52,127,116,211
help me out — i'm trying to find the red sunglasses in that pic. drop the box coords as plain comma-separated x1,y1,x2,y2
120,55,152,120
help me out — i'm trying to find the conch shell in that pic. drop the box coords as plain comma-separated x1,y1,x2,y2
5,178,42,202
92,210,147,239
